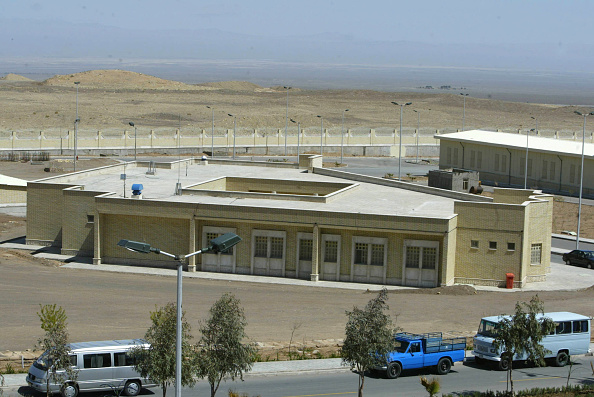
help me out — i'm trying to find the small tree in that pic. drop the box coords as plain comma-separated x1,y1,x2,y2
37,304,77,397
195,293,256,397
130,302,195,397
341,288,395,397
492,295,555,396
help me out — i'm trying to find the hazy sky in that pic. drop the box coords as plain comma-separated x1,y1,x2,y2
2,0,590,46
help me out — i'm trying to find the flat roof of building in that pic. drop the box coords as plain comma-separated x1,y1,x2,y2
436,130,594,157
33,160,458,219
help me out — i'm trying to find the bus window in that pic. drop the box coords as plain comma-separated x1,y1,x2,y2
114,352,135,367
555,321,572,334
83,353,112,368
573,320,589,333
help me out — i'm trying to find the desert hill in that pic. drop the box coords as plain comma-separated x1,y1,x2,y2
42,69,215,91
0,73,33,81
198,81,264,91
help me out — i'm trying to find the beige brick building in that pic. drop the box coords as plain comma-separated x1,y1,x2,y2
21,155,553,288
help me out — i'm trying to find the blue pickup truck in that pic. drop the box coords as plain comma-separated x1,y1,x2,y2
378,332,467,379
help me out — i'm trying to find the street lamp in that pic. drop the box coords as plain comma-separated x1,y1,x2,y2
391,101,412,180
573,110,593,249
206,106,214,158
460,93,469,131
340,109,349,164
525,117,538,189
290,119,300,157
128,122,137,161
117,232,242,397
228,114,236,160
284,86,291,156
74,81,80,171
316,115,324,155
413,109,420,164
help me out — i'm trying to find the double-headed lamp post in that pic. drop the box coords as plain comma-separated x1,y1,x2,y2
573,110,593,249
340,109,349,164
206,106,215,158
317,115,324,155
284,86,291,156
391,101,412,180
525,117,538,189
128,122,137,161
74,81,80,171
228,114,236,160
117,232,242,397
290,118,300,157
460,93,469,131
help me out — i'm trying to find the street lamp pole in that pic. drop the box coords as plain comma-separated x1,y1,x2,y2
128,122,137,161
413,109,420,164
391,101,412,180
460,93,469,131
74,81,80,171
228,114,236,160
525,117,537,189
284,86,291,156
317,115,324,155
341,109,349,164
574,111,593,250
117,233,242,397
290,119,300,157
206,106,215,158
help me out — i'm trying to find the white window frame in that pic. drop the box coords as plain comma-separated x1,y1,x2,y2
202,226,238,271
321,234,341,281
351,236,388,283
250,229,287,275
531,243,542,266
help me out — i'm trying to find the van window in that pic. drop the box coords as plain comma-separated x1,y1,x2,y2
114,352,135,367
69,355,78,367
83,353,112,368
555,321,572,335
573,320,589,333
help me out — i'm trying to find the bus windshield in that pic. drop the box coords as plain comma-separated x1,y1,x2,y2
477,320,499,338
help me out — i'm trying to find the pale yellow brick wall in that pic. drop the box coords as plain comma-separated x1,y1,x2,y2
26,182,76,246
61,188,104,256
0,185,27,204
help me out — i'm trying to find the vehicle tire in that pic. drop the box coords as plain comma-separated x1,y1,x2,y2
587,263,592,269
555,351,569,367
436,358,452,375
564,259,571,265
386,362,402,379
61,383,78,397
124,380,142,396
498,358,511,371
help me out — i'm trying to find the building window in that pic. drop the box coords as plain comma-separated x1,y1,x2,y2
542,160,548,179
324,240,338,263
270,237,284,258
299,238,313,261
463,179,469,191
370,244,384,266
471,240,479,249
494,154,500,172
86,214,94,223
406,246,420,268
477,151,482,169
203,226,237,257
550,162,556,181
489,241,497,250
527,158,532,177
453,147,459,165
520,157,525,176
507,242,516,251
502,155,507,173
254,236,268,257
570,164,576,184
446,147,452,164
531,243,542,265
354,242,368,265
422,247,437,269
353,236,387,267
470,150,476,168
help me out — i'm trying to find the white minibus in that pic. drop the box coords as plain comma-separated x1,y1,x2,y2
26,339,157,397
473,311,591,370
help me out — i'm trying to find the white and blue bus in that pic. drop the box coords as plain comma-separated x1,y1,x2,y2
473,311,591,370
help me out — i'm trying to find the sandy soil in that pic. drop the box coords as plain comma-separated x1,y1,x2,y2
0,70,589,135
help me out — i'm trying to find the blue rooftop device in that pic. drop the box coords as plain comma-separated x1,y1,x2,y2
131,184,143,196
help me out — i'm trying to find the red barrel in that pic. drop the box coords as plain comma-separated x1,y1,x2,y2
506,273,514,289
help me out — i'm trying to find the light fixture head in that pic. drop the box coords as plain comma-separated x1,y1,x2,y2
209,233,242,254
129,122,134,127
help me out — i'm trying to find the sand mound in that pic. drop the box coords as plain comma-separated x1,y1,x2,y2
0,73,33,81
198,81,263,91
42,69,214,91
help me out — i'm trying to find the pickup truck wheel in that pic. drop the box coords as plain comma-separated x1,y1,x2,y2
436,358,452,375
386,362,401,379
555,351,569,367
